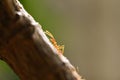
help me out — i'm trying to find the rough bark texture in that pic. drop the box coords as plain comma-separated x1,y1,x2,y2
0,0,84,80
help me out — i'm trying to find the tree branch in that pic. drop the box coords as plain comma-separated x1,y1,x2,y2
0,0,84,80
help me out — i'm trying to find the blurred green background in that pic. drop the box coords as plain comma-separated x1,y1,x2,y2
0,0,120,80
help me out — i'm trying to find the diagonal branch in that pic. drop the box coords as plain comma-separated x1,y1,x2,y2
0,0,84,80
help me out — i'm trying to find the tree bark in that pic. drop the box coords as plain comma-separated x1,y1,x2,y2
0,0,84,80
